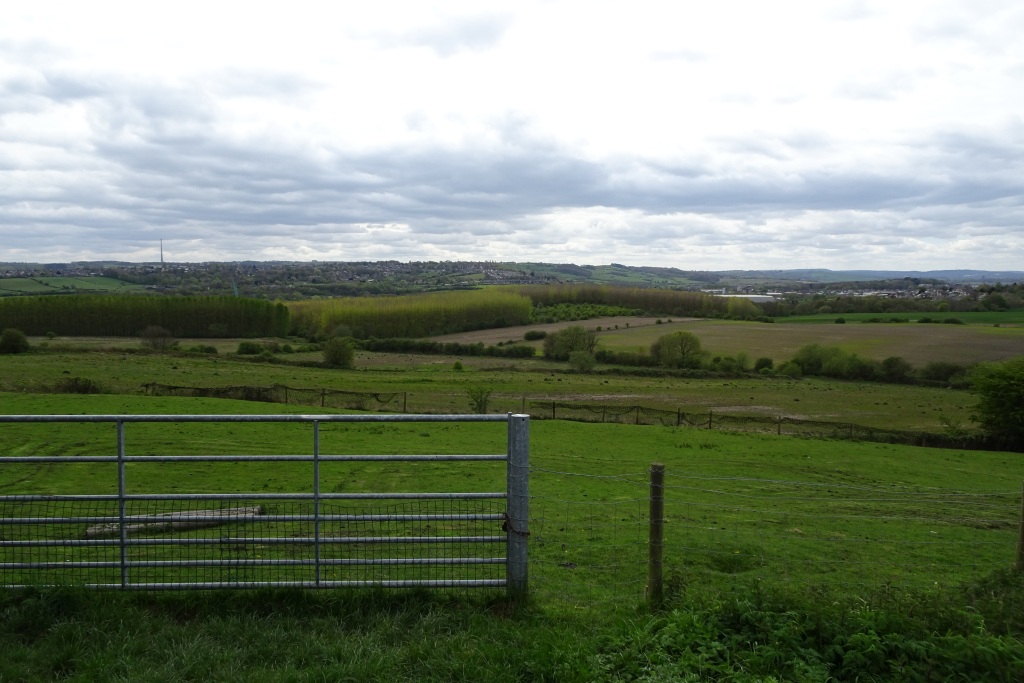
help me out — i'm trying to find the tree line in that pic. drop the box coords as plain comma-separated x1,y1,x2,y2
0,295,289,337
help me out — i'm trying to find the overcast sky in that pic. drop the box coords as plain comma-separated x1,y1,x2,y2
1,1,1022,270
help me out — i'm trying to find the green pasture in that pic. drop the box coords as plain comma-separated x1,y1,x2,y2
4,393,1024,681
597,318,1024,366
0,276,142,296
3,391,1023,600
0,345,980,431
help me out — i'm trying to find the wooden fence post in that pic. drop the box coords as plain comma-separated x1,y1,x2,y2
708,411,713,430
1016,481,1024,573
648,463,665,606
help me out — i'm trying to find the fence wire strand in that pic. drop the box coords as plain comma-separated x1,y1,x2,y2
526,465,1022,609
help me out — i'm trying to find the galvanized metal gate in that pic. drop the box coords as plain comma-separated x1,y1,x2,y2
0,414,529,594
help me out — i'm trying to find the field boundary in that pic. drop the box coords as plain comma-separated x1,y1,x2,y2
139,382,1017,452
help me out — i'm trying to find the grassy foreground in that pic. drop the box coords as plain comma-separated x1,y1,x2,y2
2,569,1022,681
2,392,1024,680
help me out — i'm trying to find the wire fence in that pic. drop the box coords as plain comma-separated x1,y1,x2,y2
528,466,1023,609
140,382,1010,452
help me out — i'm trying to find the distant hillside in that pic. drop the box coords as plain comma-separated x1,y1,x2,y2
1,261,1020,299
717,269,1024,285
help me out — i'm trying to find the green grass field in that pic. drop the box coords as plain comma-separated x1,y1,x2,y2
3,391,1024,680
3,333,1024,680
0,276,144,296
0,344,982,431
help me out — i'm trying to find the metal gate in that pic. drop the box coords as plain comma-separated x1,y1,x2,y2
0,413,529,593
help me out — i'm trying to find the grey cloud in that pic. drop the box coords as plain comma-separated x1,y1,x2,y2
3,79,1023,268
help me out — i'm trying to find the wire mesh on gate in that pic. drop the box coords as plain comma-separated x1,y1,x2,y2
0,496,508,589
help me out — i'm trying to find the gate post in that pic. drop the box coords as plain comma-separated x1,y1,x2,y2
117,419,128,588
506,414,530,597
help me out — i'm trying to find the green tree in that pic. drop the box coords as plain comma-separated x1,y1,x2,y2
0,328,30,354
568,350,596,372
650,331,702,369
466,386,493,414
971,357,1024,446
542,326,597,361
322,337,355,369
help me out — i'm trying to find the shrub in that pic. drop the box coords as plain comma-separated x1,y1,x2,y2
753,357,774,373
139,325,175,351
322,337,355,369
523,330,546,341
879,356,913,383
0,328,30,354
466,386,492,413
53,377,105,394
835,317,846,324
568,350,596,372
776,361,803,378
919,360,967,383
236,341,264,355
186,345,218,354
594,349,658,367
972,358,1024,446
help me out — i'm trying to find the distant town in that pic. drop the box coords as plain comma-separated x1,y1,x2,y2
0,260,1020,309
